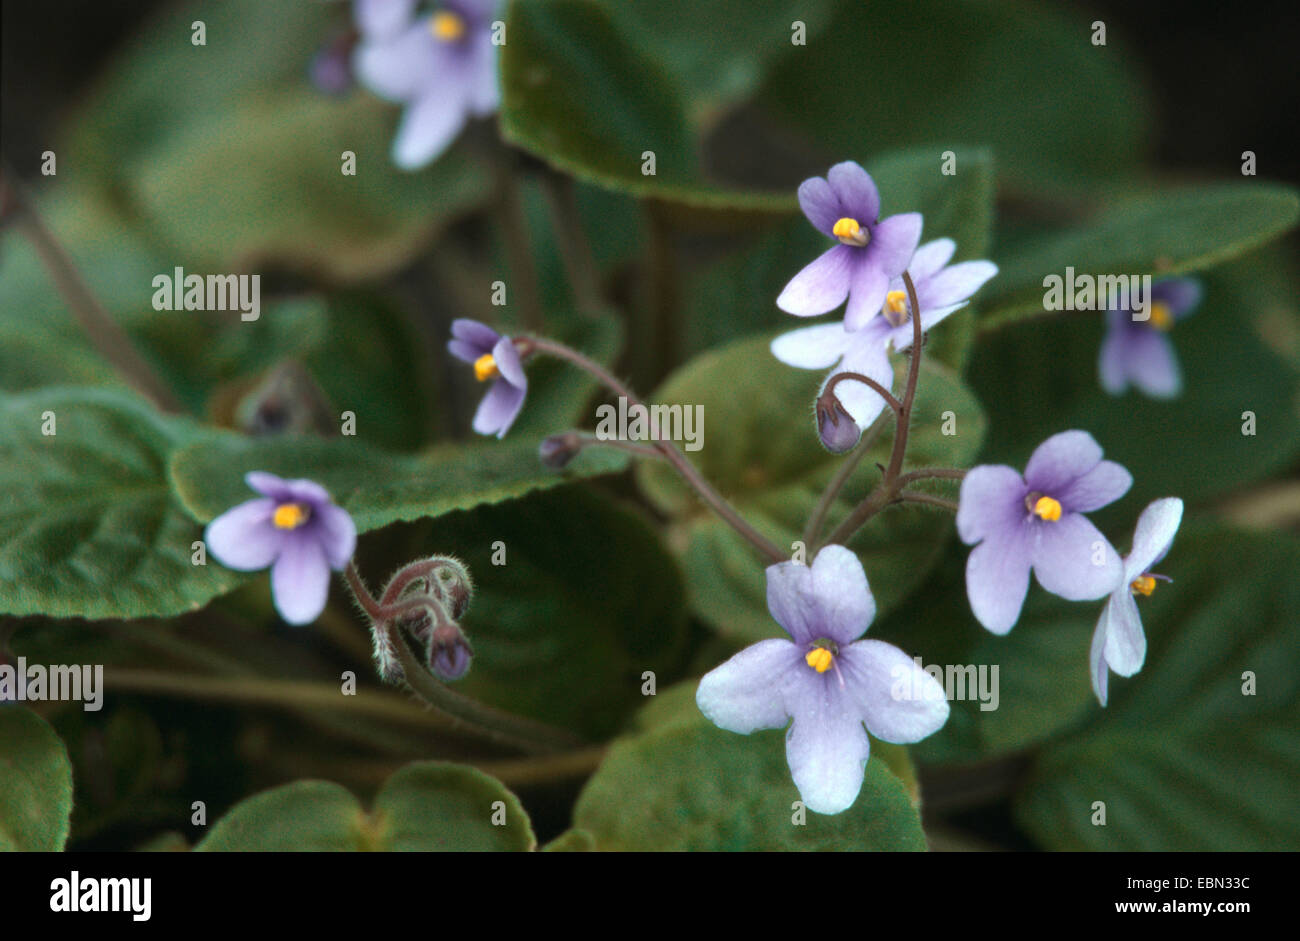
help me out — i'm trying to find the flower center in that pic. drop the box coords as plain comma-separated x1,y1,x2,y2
882,289,909,327
804,638,839,674
431,10,467,42
832,217,870,248
1148,301,1173,331
1130,575,1157,596
474,353,500,382
1025,492,1062,521
273,503,311,530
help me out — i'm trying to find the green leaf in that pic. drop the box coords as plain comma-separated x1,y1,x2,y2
967,246,1300,508
980,183,1300,326
541,829,597,851
677,147,995,369
197,762,535,851
573,714,926,850
502,0,813,210
422,488,690,739
636,333,985,642
169,316,629,535
755,0,1149,196
1014,527,1300,851
0,708,74,852
0,388,245,618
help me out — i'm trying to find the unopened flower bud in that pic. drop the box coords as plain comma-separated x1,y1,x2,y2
816,396,862,454
539,432,584,470
428,623,474,681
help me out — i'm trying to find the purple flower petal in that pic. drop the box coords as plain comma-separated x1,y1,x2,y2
1098,322,1129,395
965,533,1032,634
826,161,880,224
392,87,469,170
1101,590,1146,677
765,561,818,646
205,498,281,571
843,255,890,331
448,339,486,363
244,472,331,507
867,212,923,278
1031,514,1122,601
1123,329,1182,399
353,21,440,103
840,640,949,742
956,464,1027,545
472,379,526,437
315,503,358,570
831,332,894,429
1152,278,1202,318
696,638,801,733
451,318,501,351
270,535,332,625
1058,460,1132,513
776,244,854,316
463,32,500,115
907,238,957,282
1125,497,1183,581
807,545,875,645
355,0,419,40
1089,614,1110,707
917,260,998,312
491,336,527,389
797,175,841,237
771,323,850,370
1023,430,1103,495
784,676,871,815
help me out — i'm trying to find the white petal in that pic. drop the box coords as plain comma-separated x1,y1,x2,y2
841,640,950,743
696,639,801,734
770,323,849,370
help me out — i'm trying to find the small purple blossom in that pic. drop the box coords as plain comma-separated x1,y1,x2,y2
448,319,528,437
773,238,998,431
205,473,357,626
777,161,924,331
696,545,949,815
1098,277,1202,399
352,0,499,170
1090,497,1183,706
956,431,1131,634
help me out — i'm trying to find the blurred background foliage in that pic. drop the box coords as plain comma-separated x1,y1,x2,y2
1,0,1296,851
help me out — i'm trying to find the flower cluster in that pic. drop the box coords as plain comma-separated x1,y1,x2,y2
352,0,500,170
957,431,1184,704
771,161,998,438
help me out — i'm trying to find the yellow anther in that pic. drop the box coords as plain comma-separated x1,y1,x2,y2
1032,496,1062,522
273,503,310,530
1130,575,1157,597
805,647,834,674
885,290,908,315
431,10,466,41
474,354,499,382
1149,301,1173,331
832,217,860,240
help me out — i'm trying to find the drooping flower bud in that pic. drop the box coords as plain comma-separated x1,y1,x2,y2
539,432,584,470
428,623,474,681
815,395,862,454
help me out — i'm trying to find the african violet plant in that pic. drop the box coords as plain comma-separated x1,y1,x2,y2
1,0,1298,855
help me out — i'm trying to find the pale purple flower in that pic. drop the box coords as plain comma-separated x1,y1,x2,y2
956,431,1131,634
448,319,527,437
773,238,998,431
777,161,924,331
352,0,499,170
696,545,949,815
205,473,357,626
1098,277,1202,399
1090,497,1183,706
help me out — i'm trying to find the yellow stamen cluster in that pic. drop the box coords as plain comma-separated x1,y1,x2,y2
273,503,310,530
1032,496,1062,522
431,10,467,41
474,354,499,382
805,647,833,674
1130,575,1157,596
832,217,861,240
1149,301,1173,331
885,290,908,316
